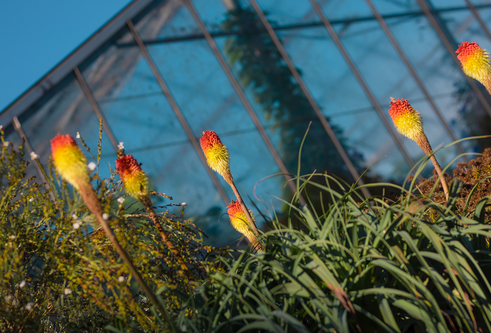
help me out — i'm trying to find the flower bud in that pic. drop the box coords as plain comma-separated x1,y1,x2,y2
50,134,89,190
116,155,149,201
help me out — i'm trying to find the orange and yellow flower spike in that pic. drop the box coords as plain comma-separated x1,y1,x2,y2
456,41,491,93
116,155,149,202
227,200,262,250
115,153,195,281
50,134,170,317
388,98,424,144
50,134,90,190
227,200,256,243
200,130,261,242
200,130,232,184
388,98,449,200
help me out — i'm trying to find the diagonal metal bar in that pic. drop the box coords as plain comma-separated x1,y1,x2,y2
184,0,308,203
464,0,491,41
12,116,57,203
415,0,491,119
306,0,415,170
73,66,120,152
113,4,491,49
365,0,468,161
248,0,373,197
126,19,230,205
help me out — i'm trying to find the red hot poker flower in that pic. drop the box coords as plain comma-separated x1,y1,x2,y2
116,155,149,201
456,42,491,93
200,131,232,183
227,200,257,245
51,134,90,190
388,98,424,144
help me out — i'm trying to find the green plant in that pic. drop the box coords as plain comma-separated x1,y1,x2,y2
0,128,208,332
175,150,491,332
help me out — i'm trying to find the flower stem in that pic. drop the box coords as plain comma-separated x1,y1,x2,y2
77,182,177,330
141,197,196,281
415,135,449,201
225,175,264,251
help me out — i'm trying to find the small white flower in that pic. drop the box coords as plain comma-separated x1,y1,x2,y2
64,288,72,295
19,281,26,288
3,141,9,147
181,202,187,207
144,307,149,311
29,197,35,202
72,214,78,220
117,197,125,204
4,295,12,302
87,162,96,171
180,325,187,332
102,213,109,221
25,302,34,311
76,132,80,139
73,222,80,230
12,299,19,307
118,276,125,283
118,142,124,150
9,235,15,240
30,151,38,160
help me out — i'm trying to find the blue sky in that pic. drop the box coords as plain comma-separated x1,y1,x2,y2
0,0,132,111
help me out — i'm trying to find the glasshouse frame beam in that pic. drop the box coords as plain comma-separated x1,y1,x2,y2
184,0,306,204
113,4,491,48
73,66,120,152
364,0,468,160
0,0,155,129
306,0,415,170
463,0,491,41
416,0,491,119
126,19,231,205
250,0,374,195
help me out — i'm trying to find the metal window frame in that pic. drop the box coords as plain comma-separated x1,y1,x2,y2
416,0,491,118
0,0,155,129
126,19,231,205
184,0,307,203
364,0,468,160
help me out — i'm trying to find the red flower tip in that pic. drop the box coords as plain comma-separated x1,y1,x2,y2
116,155,143,175
200,130,223,154
50,134,78,153
227,200,242,216
115,154,149,201
456,41,481,61
388,98,412,119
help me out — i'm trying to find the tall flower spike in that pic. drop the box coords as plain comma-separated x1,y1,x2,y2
456,42,491,93
51,134,90,190
116,155,149,202
389,98,449,200
227,200,262,250
200,131,232,184
200,130,261,242
227,200,256,243
50,134,168,317
116,153,195,281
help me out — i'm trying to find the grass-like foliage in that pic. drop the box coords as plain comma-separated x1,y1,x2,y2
177,154,491,332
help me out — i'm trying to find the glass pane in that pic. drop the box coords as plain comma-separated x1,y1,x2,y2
80,27,188,153
135,0,200,39
383,12,486,155
18,74,114,178
370,0,420,15
145,37,285,212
